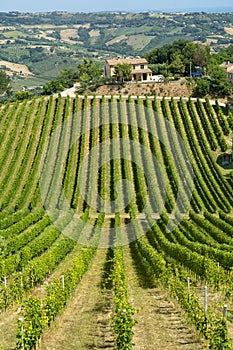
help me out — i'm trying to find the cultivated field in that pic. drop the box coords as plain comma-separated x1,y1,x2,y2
0,95,233,349
60,29,80,44
0,60,33,76
224,27,233,35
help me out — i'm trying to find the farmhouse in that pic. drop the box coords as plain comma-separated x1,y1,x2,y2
104,56,152,82
220,61,233,84
227,67,233,84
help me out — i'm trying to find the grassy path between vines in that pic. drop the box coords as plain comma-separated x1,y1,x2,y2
0,310,18,350
123,244,204,350
38,248,114,350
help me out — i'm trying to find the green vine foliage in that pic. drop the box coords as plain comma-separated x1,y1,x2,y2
15,297,44,350
164,269,232,349
112,247,137,350
207,316,232,350
15,246,96,349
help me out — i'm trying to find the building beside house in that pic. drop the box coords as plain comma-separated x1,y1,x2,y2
227,66,233,84
220,61,233,84
104,56,152,82
220,61,232,70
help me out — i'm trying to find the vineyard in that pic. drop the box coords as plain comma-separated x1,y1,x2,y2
0,94,233,349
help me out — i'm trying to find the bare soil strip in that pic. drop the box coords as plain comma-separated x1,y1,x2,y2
123,244,203,350
38,248,114,350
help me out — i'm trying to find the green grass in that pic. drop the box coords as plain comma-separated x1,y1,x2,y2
126,34,153,50
11,76,50,92
110,25,154,37
3,30,28,38
26,57,79,77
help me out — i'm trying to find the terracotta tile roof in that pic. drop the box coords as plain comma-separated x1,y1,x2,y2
220,61,233,69
106,57,148,66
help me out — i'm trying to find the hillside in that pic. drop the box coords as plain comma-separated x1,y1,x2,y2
0,11,232,90
1,95,233,349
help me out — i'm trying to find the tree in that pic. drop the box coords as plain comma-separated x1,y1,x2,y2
42,80,64,95
169,53,185,75
193,44,210,72
149,63,168,77
114,63,132,83
182,42,196,74
57,68,79,88
193,78,210,97
215,44,233,64
208,63,232,97
77,59,103,89
15,90,31,100
145,40,211,78
0,71,12,96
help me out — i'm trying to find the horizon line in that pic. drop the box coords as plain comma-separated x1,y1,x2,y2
0,7,233,14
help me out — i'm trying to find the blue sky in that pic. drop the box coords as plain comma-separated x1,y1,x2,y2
0,0,232,12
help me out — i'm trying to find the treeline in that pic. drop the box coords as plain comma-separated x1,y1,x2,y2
145,39,233,97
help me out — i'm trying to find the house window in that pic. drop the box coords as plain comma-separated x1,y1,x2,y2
140,64,144,69
133,65,136,69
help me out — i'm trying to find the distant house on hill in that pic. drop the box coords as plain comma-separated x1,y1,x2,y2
227,67,233,84
104,56,152,82
220,61,233,70
220,61,233,84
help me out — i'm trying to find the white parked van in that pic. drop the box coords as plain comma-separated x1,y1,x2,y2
150,75,164,82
